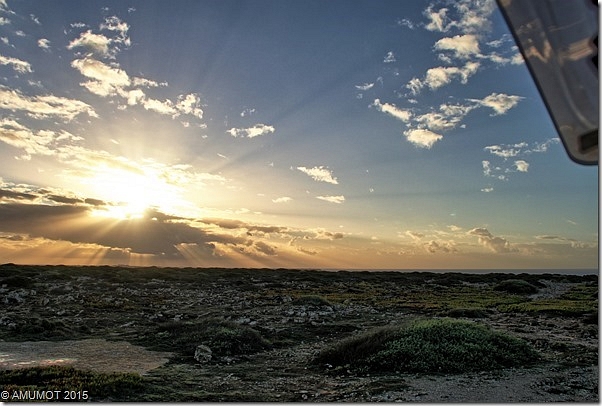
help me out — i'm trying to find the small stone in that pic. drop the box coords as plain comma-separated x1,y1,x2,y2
194,344,212,364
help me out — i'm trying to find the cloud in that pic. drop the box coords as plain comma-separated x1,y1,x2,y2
424,61,480,90
407,61,479,95
297,166,338,184
67,31,112,57
403,128,443,149
0,118,83,158
371,99,412,122
484,142,527,159
424,5,450,32
481,160,506,180
397,18,415,29
0,86,97,121
514,160,529,172
316,195,345,204
472,93,523,115
240,108,255,117
70,57,204,121
383,51,396,63
434,34,480,59
272,196,292,203
483,138,560,180
371,92,521,149
37,38,50,49
414,102,476,132
0,54,32,73
480,187,494,192
100,16,130,43
468,227,516,253
424,0,496,34
424,240,457,253
71,57,130,96
227,123,274,138
308,229,345,240
355,82,374,91
405,231,424,240
67,16,130,58
174,93,204,119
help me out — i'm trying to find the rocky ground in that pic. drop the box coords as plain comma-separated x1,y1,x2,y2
0,265,598,402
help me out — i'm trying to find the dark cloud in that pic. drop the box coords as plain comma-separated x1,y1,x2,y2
0,188,38,201
200,218,288,235
0,202,301,261
46,194,83,205
0,203,215,256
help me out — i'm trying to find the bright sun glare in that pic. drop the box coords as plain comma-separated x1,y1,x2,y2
85,167,183,220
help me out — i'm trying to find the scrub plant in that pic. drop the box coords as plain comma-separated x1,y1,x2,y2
314,318,540,374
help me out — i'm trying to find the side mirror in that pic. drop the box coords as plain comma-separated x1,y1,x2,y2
497,0,599,165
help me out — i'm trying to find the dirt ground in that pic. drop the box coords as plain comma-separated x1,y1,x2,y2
0,265,598,402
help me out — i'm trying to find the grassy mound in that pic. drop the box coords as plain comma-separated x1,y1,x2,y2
494,279,538,294
142,319,271,360
314,318,539,374
0,366,144,401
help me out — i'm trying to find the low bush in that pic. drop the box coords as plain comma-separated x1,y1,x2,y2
0,366,144,401
314,318,539,374
493,279,538,294
147,319,271,359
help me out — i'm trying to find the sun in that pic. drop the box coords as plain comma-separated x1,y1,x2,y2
83,166,184,220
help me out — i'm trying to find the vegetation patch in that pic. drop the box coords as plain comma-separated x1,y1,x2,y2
314,318,539,374
442,307,489,318
1,275,35,288
0,366,144,401
494,279,539,294
292,295,333,307
139,319,271,361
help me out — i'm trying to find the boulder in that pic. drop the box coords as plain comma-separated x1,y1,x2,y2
194,344,212,364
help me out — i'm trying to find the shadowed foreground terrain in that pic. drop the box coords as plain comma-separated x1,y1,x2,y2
0,264,598,402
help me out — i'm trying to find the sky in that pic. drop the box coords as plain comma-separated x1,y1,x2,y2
0,0,597,270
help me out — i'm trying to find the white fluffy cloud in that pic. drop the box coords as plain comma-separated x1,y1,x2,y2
434,34,480,59
371,99,412,122
0,54,32,73
297,166,338,184
0,86,97,121
403,128,443,149
473,93,524,115
67,31,112,57
514,160,529,172
71,57,130,96
227,123,275,138
37,38,50,49
424,0,496,34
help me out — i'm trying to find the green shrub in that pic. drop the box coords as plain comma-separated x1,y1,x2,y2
0,366,144,401
314,318,539,374
148,319,271,359
493,279,538,294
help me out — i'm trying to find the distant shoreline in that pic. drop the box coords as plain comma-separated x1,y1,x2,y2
0,263,597,276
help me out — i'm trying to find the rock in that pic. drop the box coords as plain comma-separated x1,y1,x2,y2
194,344,212,364
4,291,24,304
